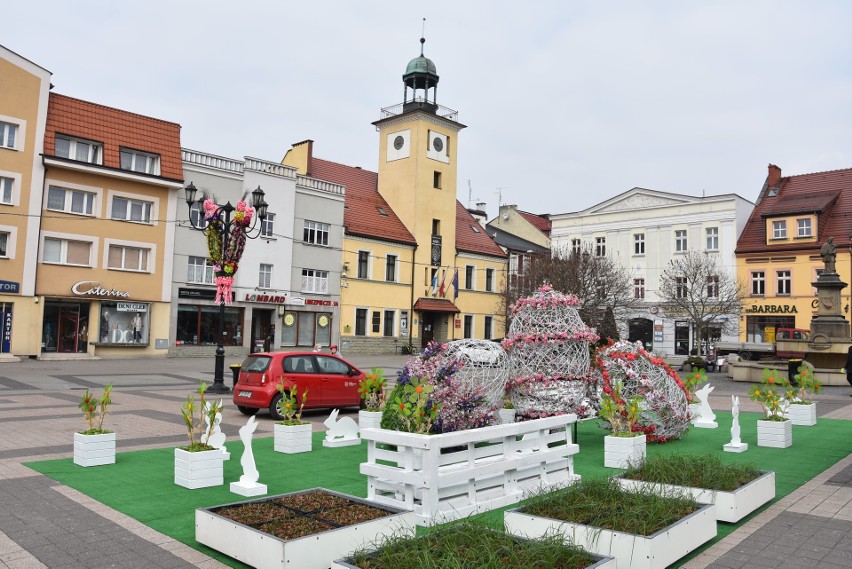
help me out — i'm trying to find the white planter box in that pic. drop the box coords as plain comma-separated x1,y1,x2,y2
785,402,817,426
174,448,224,489
757,419,792,448
196,488,415,569
360,414,580,526
498,408,516,424
604,434,646,469
274,422,312,454
74,432,116,467
358,410,383,430
505,502,717,569
616,470,775,523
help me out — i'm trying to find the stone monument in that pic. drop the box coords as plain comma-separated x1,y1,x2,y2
806,237,850,369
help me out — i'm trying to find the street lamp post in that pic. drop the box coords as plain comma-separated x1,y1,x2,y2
185,182,268,394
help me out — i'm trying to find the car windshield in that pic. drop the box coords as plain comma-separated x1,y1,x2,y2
242,356,271,373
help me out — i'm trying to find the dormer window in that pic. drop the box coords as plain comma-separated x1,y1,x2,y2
120,148,160,175
797,218,812,238
55,135,102,164
772,220,787,239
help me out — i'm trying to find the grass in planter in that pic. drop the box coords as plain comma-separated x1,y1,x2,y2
522,477,699,537
622,454,761,492
346,522,597,569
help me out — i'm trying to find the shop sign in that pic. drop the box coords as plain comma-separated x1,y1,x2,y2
117,302,147,312
305,299,339,307
0,280,20,294
245,293,286,303
178,288,233,302
288,297,306,306
2,308,11,353
744,304,798,314
71,281,130,298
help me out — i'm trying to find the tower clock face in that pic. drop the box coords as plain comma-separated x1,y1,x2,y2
432,137,443,152
386,130,410,161
427,130,449,163
394,136,405,150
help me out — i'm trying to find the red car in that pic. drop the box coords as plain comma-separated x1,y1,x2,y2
233,351,365,420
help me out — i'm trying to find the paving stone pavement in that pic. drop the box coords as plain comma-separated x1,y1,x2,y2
0,357,850,568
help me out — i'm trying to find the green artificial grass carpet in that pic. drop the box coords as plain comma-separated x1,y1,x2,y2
26,412,852,569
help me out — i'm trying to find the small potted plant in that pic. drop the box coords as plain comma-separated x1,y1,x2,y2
273,383,311,454
74,384,115,467
785,362,822,426
600,379,646,469
357,368,386,430
682,367,707,424
498,395,515,425
748,368,794,448
175,382,224,489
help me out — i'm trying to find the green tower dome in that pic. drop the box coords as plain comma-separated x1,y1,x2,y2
405,55,437,76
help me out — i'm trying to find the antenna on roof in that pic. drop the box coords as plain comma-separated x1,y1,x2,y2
496,187,507,207
468,180,473,208
420,18,426,55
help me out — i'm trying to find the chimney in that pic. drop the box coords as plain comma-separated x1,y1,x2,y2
767,164,782,189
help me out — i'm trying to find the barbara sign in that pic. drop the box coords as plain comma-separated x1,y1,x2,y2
71,281,130,299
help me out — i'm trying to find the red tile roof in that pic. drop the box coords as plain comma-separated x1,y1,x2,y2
44,93,183,181
456,201,507,258
736,166,852,254
518,210,552,237
413,298,460,313
308,157,416,245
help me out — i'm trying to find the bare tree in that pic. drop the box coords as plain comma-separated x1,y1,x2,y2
658,250,745,353
498,246,641,340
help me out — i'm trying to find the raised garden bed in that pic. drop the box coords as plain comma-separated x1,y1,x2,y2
196,488,415,569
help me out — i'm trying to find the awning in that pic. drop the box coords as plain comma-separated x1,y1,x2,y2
413,297,461,313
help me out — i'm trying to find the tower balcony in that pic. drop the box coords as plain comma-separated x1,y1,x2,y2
379,100,459,122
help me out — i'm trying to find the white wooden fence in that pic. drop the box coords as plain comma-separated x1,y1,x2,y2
360,415,580,526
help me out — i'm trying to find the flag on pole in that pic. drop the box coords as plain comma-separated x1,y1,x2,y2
431,270,439,296
438,268,448,297
452,269,459,300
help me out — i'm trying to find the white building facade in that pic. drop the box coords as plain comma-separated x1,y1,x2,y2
549,188,753,360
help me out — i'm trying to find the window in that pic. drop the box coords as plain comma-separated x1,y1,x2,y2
357,251,369,279
355,309,367,336
176,304,244,346
751,271,765,296
47,185,95,215
0,232,7,257
465,265,475,290
571,239,581,254
303,220,329,245
98,302,151,345
189,202,208,229
301,269,328,293
43,237,91,266
261,213,275,238
120,148,160,175
777,270,791,296
385,254,397,282
55,135,101,164
433,171,442,189
634,278,645,299
675,229,687,252
463,315,474,339
707,275,719,298
111,196,152,223
485,268,495,292
595,237,606,257
371,311,381,334
634,233,645,255
1,176,13,204
484,316,493,340
432,219,441,235
706,227,719,250
0,122,17,149
259,263,272,288
797,218,812,237
676,277,688,299
187,256,214,284
772,220,786,239
383,310,395,337
108,244,150,272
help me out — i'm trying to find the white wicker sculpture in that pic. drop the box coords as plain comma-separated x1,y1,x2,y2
595,340,690,442
503,284,600,419
444,339,509,409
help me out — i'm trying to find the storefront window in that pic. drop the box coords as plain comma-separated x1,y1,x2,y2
746,316,795,343
280,310,332,347
176,304,244,346
98,302,150,344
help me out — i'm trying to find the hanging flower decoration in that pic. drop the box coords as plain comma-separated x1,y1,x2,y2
203,196,255,305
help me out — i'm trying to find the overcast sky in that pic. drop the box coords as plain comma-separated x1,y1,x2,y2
5,1,852,217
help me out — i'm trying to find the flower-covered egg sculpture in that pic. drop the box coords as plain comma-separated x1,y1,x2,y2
503,284,600,419
595,340,690,442
443,339,509,410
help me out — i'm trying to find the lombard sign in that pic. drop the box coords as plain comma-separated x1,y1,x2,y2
245,293,287,304
0,280,20,294
71,281,130,299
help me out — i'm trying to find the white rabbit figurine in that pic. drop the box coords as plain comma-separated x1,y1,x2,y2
230,415,268,496
323,408,361,447
201,400,228,459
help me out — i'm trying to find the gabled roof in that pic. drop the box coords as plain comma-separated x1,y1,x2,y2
737,167,852,254
485,224,549,254
307,157,416,245
45,93,183,181
456,201,507,258
517,210,551,237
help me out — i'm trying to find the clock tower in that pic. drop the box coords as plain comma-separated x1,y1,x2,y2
373,38,465,286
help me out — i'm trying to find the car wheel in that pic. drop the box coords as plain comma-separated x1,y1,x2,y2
269,393,286,421
237,405,258,417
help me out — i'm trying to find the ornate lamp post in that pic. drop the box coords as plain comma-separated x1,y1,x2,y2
185,182,269,394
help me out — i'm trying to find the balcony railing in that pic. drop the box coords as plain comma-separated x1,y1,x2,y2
379,100,459,122
297,175,345,196
181,148,244,173
244,157,297,179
